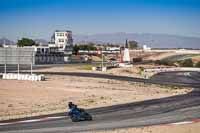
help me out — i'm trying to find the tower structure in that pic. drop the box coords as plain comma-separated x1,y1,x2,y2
51,30,73,51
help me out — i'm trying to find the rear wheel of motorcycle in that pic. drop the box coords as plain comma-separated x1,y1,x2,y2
86,115,92,121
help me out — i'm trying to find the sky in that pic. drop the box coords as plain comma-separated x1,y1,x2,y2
0,0,200,41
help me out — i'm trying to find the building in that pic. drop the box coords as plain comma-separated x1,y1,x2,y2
24,46,64,64
106,47,120,51
143,45,151,51
49,30,74,62
51,30,73,52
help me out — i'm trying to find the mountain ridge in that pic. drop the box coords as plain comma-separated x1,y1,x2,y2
74,33,200,49
1,33,200,49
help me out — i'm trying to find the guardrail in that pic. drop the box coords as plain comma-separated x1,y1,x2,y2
144,67,200,73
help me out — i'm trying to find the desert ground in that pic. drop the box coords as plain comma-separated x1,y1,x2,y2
192,55,200,63
85,122,200,133
129,51,182,61
0,66,190,120
0,65,198,133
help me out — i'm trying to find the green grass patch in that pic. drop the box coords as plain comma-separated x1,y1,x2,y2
65,64,100,70
77,64,100,70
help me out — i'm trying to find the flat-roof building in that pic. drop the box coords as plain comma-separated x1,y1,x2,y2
51,30,73,51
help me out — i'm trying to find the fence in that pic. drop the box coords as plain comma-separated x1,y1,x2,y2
0,47,35,74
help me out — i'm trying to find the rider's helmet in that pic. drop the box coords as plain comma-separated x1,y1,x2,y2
68,102,73,109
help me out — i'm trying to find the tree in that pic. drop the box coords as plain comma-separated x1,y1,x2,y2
73,44,80,54
73,43,97,54
17,38,38,47
128,40,138,49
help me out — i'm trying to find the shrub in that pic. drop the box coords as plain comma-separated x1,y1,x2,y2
195,61,200,68
138,66,144,72
179,59,193,67
154,60,174,66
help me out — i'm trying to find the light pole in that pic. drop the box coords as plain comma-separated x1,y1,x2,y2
4,47,7,74
101,51,103,71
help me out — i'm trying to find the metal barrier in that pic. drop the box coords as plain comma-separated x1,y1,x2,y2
144,67,200,73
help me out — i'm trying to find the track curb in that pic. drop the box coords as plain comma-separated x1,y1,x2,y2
0,116,66,126
0,116,200,127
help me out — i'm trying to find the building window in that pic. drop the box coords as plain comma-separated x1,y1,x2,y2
57,33,64,36
59,39,64,42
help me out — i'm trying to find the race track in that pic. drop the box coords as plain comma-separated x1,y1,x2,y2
0,92,200,133
36,71,200,88
0,71,200,133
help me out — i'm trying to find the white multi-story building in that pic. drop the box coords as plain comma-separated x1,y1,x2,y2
51,30,73,51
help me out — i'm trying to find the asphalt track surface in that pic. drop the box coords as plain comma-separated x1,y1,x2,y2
0,71,200,132
35,71,200,88
1,92,200,133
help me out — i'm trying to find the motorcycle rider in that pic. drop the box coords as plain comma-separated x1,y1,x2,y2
68,102,80,116
68,102,76,109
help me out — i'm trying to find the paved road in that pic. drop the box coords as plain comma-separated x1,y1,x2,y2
35,71,200,88
0,92,200,133
149,71,200,89
0,71,200,132
1,64,200,87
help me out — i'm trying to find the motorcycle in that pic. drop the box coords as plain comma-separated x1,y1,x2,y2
68,108,92,122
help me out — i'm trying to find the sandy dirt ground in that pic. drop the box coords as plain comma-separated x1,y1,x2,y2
106,64,171,78
35,64,153,78
143,52,177,61
84,123,200,133
129,51,181,61
0,66,191,121
192,56,200,63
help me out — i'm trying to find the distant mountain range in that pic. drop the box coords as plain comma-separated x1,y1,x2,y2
0,37,15,46
34,39,48,46
74,33,200,49
0,38,48,46
1,33,200,49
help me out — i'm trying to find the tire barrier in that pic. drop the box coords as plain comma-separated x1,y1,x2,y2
2,73,45,81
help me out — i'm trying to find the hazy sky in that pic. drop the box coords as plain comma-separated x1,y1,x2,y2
0,0,200,41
